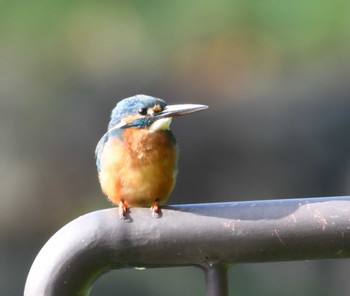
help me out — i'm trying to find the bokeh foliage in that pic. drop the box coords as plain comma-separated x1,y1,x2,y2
1,1,350,295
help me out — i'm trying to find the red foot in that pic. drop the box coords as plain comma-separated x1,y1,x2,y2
150,199,160,218
119,200,128,219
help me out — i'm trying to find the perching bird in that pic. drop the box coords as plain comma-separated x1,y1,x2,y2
95,94,208,218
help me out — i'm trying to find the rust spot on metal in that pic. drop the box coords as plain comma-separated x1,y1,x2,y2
314,209,328,231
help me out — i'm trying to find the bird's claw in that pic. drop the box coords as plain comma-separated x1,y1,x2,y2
150,200,161,218
119,201,128,220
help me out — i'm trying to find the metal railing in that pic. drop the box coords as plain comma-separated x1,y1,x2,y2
24,196,350,296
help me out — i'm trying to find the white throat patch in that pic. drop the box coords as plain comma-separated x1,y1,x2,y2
149,117,172,132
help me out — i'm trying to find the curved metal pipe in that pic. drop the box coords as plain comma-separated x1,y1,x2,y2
25,196,350,295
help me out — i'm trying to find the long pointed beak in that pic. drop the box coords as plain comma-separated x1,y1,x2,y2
157,104,208,118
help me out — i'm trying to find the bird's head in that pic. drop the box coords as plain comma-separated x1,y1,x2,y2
108,94,208,132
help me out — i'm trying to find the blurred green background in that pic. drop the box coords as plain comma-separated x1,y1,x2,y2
1,1,350,295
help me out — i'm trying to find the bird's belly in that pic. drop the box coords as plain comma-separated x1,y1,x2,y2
98,131,177,207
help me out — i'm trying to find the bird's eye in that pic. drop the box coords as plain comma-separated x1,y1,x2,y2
138,108,148,115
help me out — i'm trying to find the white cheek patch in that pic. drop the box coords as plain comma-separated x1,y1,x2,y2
147,109,155,116
115,120,127,128
149,118,172,132
108,120,127,132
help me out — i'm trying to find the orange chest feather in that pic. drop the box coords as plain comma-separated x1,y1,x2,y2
122,128,177,165
98,128,178,206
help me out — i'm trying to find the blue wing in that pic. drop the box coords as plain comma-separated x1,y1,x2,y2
95,133,108,172
95,128,124,172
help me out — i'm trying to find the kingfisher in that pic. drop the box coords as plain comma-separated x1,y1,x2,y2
95,94,208,218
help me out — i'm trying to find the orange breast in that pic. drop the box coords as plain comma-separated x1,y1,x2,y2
98,128,177,207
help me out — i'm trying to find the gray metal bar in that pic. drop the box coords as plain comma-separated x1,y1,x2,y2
24,196,350,296
204,264,228,296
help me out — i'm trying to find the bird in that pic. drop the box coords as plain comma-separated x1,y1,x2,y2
95,94,208,218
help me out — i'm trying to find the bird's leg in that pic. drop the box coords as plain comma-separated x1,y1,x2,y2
119,200,128,219
150,199,161,218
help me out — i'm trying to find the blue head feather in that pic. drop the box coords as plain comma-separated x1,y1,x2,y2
108,94,167,130
95,94,169,171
